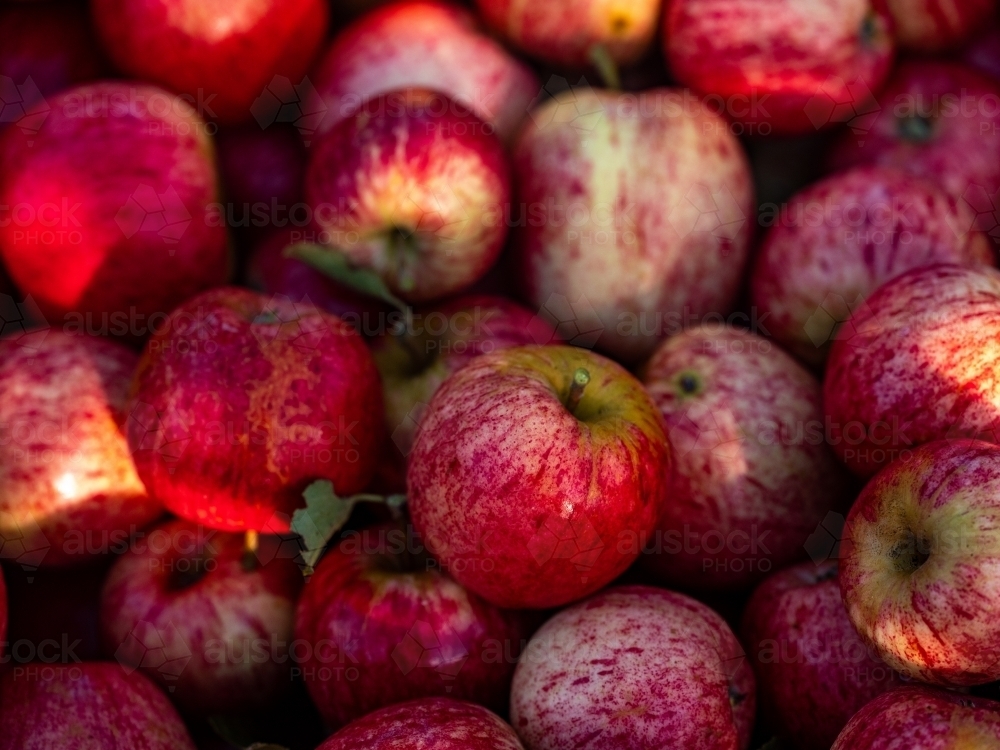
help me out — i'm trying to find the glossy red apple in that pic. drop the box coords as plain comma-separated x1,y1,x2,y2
90,0,329,124
0,661,196,750
215,124,305,225
510,585,755,750
886,0,996,51
408,345,669,610
0,81,229,329
307,0,539,143
824,264,1000,477
664,0,895,135
126,287,384,533
0,331,159,567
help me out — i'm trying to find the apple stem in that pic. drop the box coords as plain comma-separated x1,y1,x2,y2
242,529,259,572
566,368,591,414
390,316,431,371
588,44,621,90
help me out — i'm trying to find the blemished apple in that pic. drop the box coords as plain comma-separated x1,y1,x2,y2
750,166,995,367
99,518,303,715
886,0,996,51
317,697,526,750
639,326,849,592
824,264,1000,477
0,331,160,567
307,0,539,143
90,0,329,124
0,81,229,329
741,560,900,749
664,0,895,135
831,686,1000,749
511,585,755,750
0,661,197,750
305,89,511,304
127,287,384,533
513,86,755,364
840,439,1000,686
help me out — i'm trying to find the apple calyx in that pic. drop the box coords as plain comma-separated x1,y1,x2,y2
588,44,621,90
889,529,931,574
898,114,936,142
565,367,592,414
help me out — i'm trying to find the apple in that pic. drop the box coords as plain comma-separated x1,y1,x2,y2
831,686,1000,749
90,0,329,125
741,560,900,749
886,0,996,51
824,264,1000,477
965,24,1000,83
840,439,1000,686
306,0,539,143
750,165,995,367
510,585,755,750
408,344,669,610
513,86,755,364
639,326,849,592
304,89,510,304
317,697,526,750
0,81,229,330
0,661,197,750
126,287,384,533
664,0,895,135
0,331,160,568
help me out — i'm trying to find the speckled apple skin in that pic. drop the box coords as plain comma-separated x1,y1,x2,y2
127,287,384,533
90,0,328,124
408,345,669,610
510,585,755,750
308,0,539,142
0,331,159,567
318,697,526,750
886,0,996,51
831,686,1000,749
513,87,755,364
829,61,1000,201
741,560,900,749
640,326,848,591
824,264,1000,477
751,166,995,367
0,662,196,750
664,0,895,135
99,518,302,715
840,439,1000,686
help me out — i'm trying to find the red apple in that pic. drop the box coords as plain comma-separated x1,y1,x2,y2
90,0,329,124
750,166,995,367
0,81,229,329
840,439,1000,686
639,326,849,592
510,585,755,750
307,0,539,143
831,686,1000,749
664,0,895,135
0,331,159,567
824,264,1000,477
126,287,384,533
513,87,755,364
215,124,305,222
408,345,669,610
317,697,526,750
0,661,196,750
965,24,1000,83
741,560,900,749
886,0,996,51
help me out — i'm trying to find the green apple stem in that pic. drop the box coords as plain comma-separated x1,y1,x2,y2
588,44,621,90
241,529,259,572
566,368,591,414
390,315,432,371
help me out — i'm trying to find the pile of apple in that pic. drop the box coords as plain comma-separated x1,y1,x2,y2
4,0,1000,748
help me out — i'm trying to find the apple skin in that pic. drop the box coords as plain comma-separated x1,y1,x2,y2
215,124,305,221
408,345,669,610
840,439,1000,686
886,0,996,51
126,286,384,533
0,661,196,750
831,686,1000,749
740,560,900,749
965,25,1000,83
0,81,229,328
317,697,526,750
510,585,755,750
513,87,755,364
664,0,895,135
750,166,995,367
639,326,849,592
90,0,329,124
99,518,303,715
824,264,1000,477
473,0,660,68
0,331,160,568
